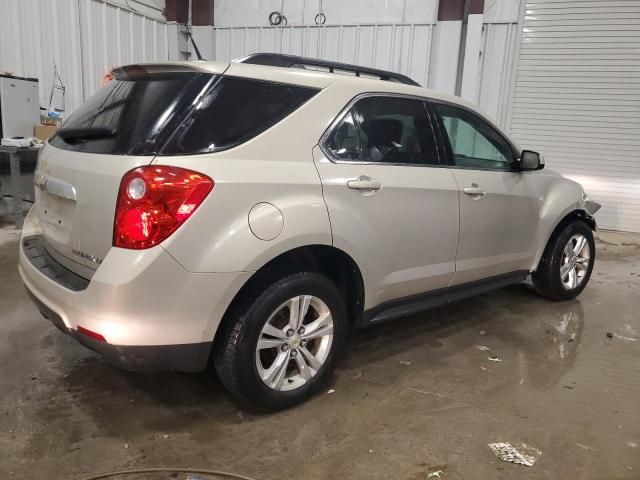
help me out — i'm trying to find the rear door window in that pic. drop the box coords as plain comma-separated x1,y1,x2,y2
325,96,439,165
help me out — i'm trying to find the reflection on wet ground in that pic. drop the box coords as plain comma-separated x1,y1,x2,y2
1,232,639,480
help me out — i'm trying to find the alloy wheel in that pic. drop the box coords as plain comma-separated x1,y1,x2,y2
560,234,591,290
255,295,334,391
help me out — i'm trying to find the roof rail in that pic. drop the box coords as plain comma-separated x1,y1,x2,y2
235,53,420,87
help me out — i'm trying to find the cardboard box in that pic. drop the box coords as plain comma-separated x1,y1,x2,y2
34,124,57,141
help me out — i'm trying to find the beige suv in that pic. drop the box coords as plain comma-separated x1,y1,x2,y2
19,54,600,411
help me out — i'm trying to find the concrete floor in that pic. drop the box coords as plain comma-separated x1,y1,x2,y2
1,220,639,480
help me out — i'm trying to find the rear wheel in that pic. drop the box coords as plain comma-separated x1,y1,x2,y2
532,219,595,301
214,272,347,412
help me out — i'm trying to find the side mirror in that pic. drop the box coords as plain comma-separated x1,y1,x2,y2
520,150,544,171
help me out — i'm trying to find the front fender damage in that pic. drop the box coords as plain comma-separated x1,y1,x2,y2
584,198,601,217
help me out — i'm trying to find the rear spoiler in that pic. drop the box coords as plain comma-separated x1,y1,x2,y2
110,62,228,80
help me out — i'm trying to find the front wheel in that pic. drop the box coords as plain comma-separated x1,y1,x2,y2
532,219,595,301
214,272,347,412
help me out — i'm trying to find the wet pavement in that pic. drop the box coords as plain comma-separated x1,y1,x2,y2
1,222,639,479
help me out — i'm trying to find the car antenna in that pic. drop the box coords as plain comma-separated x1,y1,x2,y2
185,23,205,61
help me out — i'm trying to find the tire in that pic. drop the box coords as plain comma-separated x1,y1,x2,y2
214,272,348,412
532,219,595,301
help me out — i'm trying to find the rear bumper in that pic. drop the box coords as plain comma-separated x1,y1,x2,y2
26,287,211,372
19,207,251,372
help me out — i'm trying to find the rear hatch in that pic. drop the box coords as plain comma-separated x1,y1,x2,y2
35,148,150,277
36,63,226,277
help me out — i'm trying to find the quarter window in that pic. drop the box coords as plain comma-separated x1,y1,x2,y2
326,96,438,165
162,77,319,155
435,103,514,171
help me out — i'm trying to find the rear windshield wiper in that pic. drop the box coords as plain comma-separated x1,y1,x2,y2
56,127,116,142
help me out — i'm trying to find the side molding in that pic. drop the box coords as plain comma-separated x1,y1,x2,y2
359,270,528,327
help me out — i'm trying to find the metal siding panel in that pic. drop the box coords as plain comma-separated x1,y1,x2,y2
340,26,358,64
0,0,85,118
411,25,433,87
510,2,640,232
484,0,521,22
192,26,215,60
213,0,438,27
0,0,175,116
295,26,306,55
375,26,394,70
46,0,84,115
203,23,435,88
477,22,519,127
305,27,322,58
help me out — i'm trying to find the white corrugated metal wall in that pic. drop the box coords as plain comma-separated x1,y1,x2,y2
508,0,640,233
212,0,439,27
193,21,519,128
476,21,519,127
0,0,520,171
0,0,519,129
0,0,177,115
194,24,437,88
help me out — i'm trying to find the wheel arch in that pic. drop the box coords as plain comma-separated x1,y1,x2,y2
212,244,365,351
533,208,596,271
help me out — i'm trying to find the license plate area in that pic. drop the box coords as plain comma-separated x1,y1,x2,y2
37,191,76,246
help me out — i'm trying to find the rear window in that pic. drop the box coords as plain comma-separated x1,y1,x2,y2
50,71,214,155
50,71,319,156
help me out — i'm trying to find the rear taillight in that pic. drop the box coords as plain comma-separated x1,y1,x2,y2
114,166,213,249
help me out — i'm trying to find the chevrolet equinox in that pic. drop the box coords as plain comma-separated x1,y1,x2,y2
19,54,601,411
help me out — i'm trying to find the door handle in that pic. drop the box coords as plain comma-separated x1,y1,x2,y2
347,175,382,192
463,184,486,199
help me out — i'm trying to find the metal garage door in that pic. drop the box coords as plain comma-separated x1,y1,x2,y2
509,0,640,232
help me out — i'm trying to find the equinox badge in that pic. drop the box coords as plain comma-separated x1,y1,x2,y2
72,249,103,265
